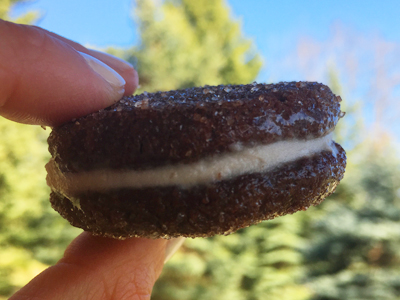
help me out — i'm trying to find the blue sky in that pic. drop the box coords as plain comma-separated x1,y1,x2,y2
13,0,400,81
14,0,400,51
12,0,400,141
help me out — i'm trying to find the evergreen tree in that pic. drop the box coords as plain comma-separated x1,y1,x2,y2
153,214,312,300
111,0,262,93
304,138,400,300
301,70,400,299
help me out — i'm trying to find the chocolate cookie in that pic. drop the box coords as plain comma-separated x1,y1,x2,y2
46,82,346,239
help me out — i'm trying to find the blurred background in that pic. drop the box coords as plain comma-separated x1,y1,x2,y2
1,0,400,299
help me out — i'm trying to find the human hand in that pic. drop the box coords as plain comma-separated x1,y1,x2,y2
0,20,184,299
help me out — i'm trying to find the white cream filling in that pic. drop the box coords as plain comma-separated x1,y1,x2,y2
46,134,336,198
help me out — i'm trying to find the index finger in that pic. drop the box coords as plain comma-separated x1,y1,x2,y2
0,20,137,126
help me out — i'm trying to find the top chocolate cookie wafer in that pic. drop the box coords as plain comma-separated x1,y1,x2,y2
48,81,341,173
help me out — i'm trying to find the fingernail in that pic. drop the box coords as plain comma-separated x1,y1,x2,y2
88,49,134,70
164,237,185,263
78,51,125,91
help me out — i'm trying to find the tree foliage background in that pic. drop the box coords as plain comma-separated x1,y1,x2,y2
1,0,400,299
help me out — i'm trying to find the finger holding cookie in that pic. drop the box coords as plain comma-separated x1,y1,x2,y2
0,19,137,126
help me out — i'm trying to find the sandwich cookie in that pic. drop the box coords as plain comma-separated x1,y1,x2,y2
47,82,346,239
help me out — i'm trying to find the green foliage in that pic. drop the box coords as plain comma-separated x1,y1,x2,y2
114,0,262,92
0,119,82,297
153,214,311,300
303,138,400,300
298,71,400,299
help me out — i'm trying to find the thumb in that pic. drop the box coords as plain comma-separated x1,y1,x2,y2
10,232,185,300
0,20,131,126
